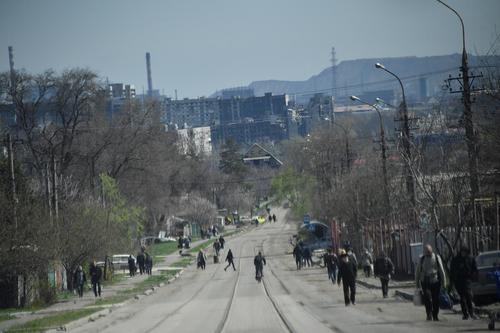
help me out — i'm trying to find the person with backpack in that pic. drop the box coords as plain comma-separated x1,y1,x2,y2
416,244,447,321
224,249,236,271
337,250,357,306
73,266,86,298
450,246,478,320
374,252,394,298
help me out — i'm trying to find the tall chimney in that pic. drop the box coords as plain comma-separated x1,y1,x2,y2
146,52,153,97
8,46,15,87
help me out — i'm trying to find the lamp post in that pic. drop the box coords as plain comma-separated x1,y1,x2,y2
350,96,390,215
375,62,415,206
330,120,351,172
435,0,479,212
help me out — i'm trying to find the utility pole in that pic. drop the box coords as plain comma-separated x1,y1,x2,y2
52,155,59,219
437,0,483,234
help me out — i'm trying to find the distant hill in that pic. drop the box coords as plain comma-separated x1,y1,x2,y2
214,54,500,103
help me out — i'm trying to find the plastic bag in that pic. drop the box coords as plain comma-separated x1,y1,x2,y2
439,289,453,309
413,289,423,306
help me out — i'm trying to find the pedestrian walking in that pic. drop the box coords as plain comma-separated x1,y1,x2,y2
361,249,373,278
128,255,136,277
293,244,302,270
73,266,86,298
254,251,266,280
450,246,478,320
415,244,447,321
197,250,206,270
145,253,153,275
272,214,277,223
324,249,338,283
224,249,236,271
219,235,225,250
89,261,102,297
374,252,394,298
268,215,272,223
337,250,357,306
303,247,313,267
213,239,221,256
137,251,146,275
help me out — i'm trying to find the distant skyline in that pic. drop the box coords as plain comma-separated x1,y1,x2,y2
1,0,499,98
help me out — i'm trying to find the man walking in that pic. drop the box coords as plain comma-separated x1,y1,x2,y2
254,251,266,279
324,249,337,283
374,252,394,298
450,246,478,320
219,235,225,250
272,214,277,223
137,251,146,275
416,244,447,321
337,250,357,306
197,250,206,270
361,249,373,278
224,249,236,271
128,255,136,277
89,261,102,297
213,239,221,257
73,266,86,298
145,253,153,275
293,243,302,270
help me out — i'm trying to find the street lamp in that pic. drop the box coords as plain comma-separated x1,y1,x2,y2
375,62,415,206
435,0,479,212
350,95,390,214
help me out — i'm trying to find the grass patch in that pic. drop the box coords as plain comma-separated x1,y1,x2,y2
171,257,193,268
5,308,103,333
102,273,127,287
150,241,179,262
0,313,14,322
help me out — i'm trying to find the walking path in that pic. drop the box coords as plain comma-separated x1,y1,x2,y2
0,226,244,332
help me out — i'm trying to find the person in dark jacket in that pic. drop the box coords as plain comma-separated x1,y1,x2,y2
337,251,357,306
197,250,206,270
450,246,478,320
73,266,86,297
293,244,302,270
219,235,225,250
145,253,153,275
224,249,236,271
213,240,221,256
374,252,394,298
324,249,337,283
272,214,277,223
136,251,146,275
303,247,313,267
89,261,102,297
128,255,136,277
254,252,267,279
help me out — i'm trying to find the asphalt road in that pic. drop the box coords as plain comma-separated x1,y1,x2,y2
71,207,490,333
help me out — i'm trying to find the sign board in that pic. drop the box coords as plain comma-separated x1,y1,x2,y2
303,214,311,225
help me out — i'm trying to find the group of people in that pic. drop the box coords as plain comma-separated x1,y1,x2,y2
128,250,153,277
292,242,313,269
318,242,478,322
72,261,103,298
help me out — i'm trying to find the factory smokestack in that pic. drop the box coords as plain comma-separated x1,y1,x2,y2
146,52,153,97
8,46,15,87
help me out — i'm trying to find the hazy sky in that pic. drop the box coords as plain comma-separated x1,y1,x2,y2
1,0,499,97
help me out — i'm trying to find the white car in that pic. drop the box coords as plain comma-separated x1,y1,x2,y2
112,254,135,271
